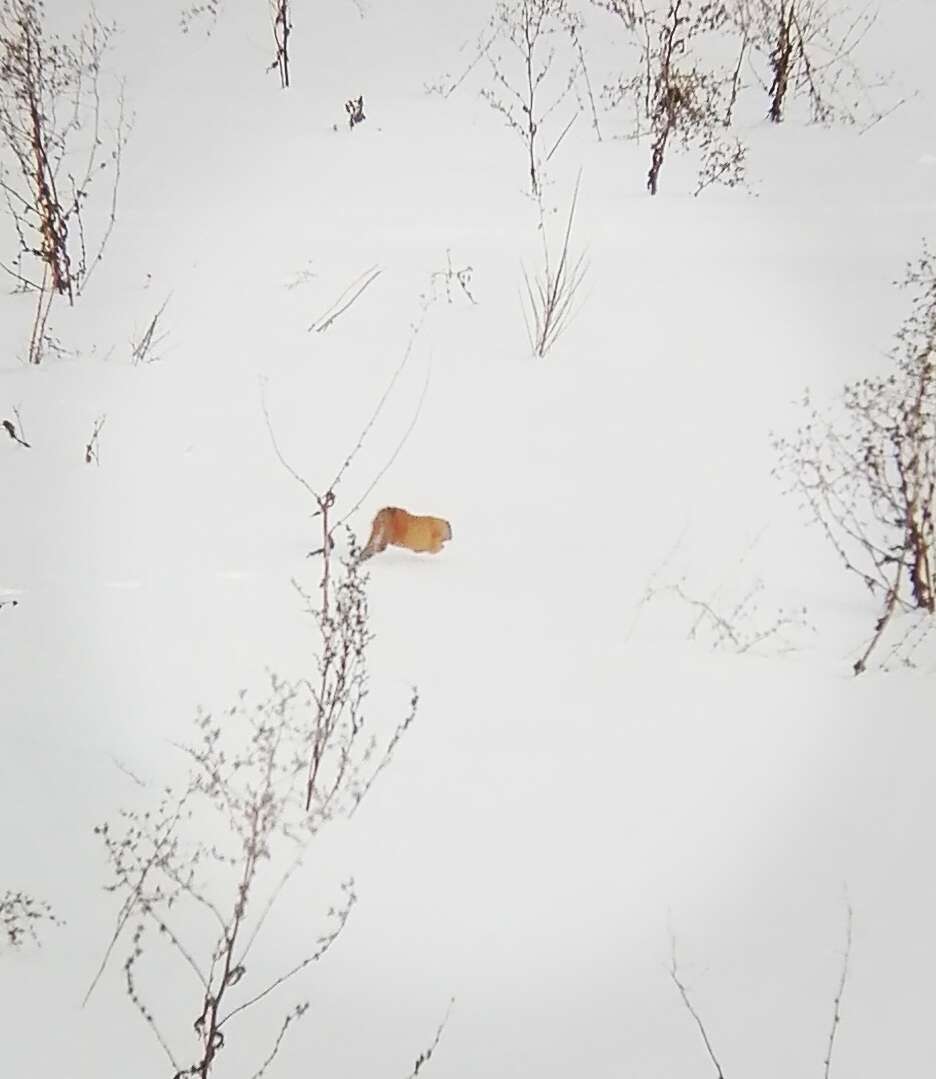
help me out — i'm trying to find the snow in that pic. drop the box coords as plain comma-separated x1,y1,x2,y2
1,1,935,1076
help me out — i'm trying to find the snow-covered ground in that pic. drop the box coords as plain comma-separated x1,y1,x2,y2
2,1,935,1076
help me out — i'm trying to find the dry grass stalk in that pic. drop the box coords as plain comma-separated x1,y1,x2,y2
130,296,171,365
522,172,587,357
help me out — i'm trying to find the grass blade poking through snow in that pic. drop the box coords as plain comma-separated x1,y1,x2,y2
522,172,587,358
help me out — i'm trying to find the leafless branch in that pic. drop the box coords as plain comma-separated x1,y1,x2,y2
268,0,290,89
406,996,455,1078
823,904,853,1079
84,413,106,465
334,359,431,532
308,266,382,333
669,937,725,1079
0,2,128,362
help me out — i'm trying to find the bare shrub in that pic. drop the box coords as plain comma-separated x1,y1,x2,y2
651,575,812,654
632,532,813,656
486,0,583,193
433,0,587,195
735,0,886,126
86,298,444,1072
88,533,420,1075
601,0,747,196
91,303,452,1071
0,0,128,363
1,889,62,948
521,173,587,357
773,246,936,674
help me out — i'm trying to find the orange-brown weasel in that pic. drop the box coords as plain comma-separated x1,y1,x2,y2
359,507,453,561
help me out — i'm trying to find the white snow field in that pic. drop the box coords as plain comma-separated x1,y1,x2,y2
2,1,935,1076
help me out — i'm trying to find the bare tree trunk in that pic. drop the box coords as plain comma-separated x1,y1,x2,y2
648,121,671,194
647,1,683,195
904,358,935,612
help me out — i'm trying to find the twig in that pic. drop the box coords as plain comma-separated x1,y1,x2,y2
406,996,455,1078
669,937,725,1079
823,904,853,1079
268,0,291,89
327,319,419,497
83,791,193,1006
77,86,129,298
130,295,171,365
852,569,901,675
85,414,107,465
572,28,602,140
250,1002,309,1079
111,757,147,788
259,381,321,502
11,405,28,442
83,894,139,1007
545,112,577,162
308,267,382,333
220,890,354,1027
349,688,418,815
334,360,431,532
27,274,55,365
426,27,499,99
625,523,691,642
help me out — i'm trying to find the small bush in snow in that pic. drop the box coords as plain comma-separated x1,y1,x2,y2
600,0,748,196
774,245,936,673
432,0,589,195
88,529,418,1076
734,0,887,126
0,0,128,363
